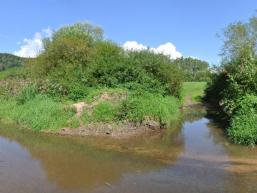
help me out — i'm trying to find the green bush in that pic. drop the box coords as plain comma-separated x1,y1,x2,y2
228,113,257,146
126,51,183,97
228,95,257,145
174,57,210,81
205,16,257,145
27,23,183,100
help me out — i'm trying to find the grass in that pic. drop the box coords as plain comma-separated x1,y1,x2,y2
119,92,180,126
0,78,181,132
82,91,181,127
83,101,120,123
0,95,76,131
182,82,207,105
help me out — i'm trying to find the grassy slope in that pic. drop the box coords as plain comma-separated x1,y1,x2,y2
182,82,207,106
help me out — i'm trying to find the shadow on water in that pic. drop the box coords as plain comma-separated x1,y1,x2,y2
0,105,257,193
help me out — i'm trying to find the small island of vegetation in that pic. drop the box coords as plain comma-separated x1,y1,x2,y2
1,15,256,145
0,23,209,137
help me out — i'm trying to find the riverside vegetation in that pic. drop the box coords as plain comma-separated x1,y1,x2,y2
205,15,257,146
2,15,256,145
0,23,209,137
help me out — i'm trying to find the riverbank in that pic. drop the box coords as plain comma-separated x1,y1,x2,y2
0,87,181,138
0,82,207,138
1,98,257,193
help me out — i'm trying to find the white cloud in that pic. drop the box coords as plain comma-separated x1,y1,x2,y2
150,42,182,59
123,41,147,51
123,41,182,59
14,28,52,58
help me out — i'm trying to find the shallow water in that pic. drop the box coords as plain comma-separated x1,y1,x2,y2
0,107,257,193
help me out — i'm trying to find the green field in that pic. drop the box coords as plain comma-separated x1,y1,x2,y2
182,82,207,105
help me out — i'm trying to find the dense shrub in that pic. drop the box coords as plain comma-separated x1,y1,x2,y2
174,57,210,81
28,22,183,100
228,95,257,145
205,15,257,145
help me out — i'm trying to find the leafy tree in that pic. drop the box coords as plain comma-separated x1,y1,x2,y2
221,16,257,62
205,15,257,145
29,22,183,99
174,57,210,81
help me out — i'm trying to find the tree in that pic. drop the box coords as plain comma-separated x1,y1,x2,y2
174,57,210,81
30,22,103,78
221,15,257,63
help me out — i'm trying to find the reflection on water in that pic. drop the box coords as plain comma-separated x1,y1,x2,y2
0,106,257,193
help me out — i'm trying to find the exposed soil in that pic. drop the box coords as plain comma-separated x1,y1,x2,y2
58,121,164,139
59,92,163,138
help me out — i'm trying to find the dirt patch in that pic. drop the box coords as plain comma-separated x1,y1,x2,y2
73,102,86,117
58,120,163,139
64,92,162,138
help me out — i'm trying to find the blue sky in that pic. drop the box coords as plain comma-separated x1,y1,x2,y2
0,0,256,64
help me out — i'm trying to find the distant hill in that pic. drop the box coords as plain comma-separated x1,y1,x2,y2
0,53,26,71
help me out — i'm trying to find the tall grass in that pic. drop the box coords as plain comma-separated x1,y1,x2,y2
81,91,181,128
119,93,180,127
0,95,75,131
83,101,120,123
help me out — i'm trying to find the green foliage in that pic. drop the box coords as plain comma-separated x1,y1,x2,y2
0,53,25,71
68,116,81,129
0,95,75,131
0,22,184,133
28,22,103,100
0,67,30,98
28,22,183,100
119,93,180,126
0,66,28,80
80,90,180,127
91,101,119,123
221,16,257,62
37,79,68,99
205,15,257,145
228,95,257,146
16,84,37,105
174,57,210,81
125,51,183,97
182,82,207,103
85,87,127,103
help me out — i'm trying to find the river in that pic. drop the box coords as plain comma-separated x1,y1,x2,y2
0,106,257,193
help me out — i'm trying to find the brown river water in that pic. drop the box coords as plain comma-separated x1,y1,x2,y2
0,107,257,193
